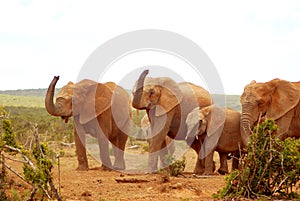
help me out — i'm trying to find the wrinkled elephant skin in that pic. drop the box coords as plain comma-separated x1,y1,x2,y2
132,70,213,173
45,76,131,171
240,79,300,146
186,105,242,175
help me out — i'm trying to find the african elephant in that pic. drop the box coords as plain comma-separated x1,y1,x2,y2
132,70,213,173
186,105,242,175
45,76,131,171
240,79,300,146
140,114,175,165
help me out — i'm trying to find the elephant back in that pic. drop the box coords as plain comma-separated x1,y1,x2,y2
179,82,213,115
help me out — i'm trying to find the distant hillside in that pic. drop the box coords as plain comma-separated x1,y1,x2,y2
0,89,241,111
0,88,49,97
212,94,241,111
0,88,58,108
0,94,45,108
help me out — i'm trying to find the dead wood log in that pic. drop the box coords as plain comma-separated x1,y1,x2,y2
115,178,150,183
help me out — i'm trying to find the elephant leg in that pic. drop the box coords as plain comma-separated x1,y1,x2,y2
194,158,205,175
218,153,229,175
231,153,239,171
111,131,127,170
190,140,205,174
147,114,172,172
148,137,163,172
158,139,169,168
73,127,89,171
97,133,113,170
203,151,215,175
167,138,176,156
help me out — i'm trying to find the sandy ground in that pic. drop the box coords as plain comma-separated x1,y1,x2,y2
54,147,226,201
3,144,231,201
3,144,299,201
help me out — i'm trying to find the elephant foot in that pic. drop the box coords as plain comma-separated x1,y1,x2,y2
113,165,125,171
144,166,158,174
217,168,229,175
76,164,89,171
193,169,204,175
193,165,205,175
202,171,215,175
101,164,113,171
113,160,126,171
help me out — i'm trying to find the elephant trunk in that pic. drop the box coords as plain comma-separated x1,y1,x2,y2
240,102,253,146
45,76,64,116
132,69,149,109
185,125,199,145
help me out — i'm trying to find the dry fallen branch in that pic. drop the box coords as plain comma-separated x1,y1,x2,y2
3,162,28,184
115,178,151,183
3,145,36,172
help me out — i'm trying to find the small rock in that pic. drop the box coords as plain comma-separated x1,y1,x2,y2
81,191,92,196
171,183,183,189
159,185,169,193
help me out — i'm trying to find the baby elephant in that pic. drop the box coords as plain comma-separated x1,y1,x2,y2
186,105,243,175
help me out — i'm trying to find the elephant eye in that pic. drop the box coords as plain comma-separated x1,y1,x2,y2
256,99,263,105
149,89,155,96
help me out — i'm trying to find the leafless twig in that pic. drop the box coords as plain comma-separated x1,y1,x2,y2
33,123,62,201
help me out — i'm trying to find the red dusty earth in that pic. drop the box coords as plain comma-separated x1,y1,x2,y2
3,145,299,201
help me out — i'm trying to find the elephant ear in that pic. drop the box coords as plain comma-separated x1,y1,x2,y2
73,79,97,116
79,83,113,124
267,79,300,120
155,78,183,116
186,107,201,140
199,105,226,159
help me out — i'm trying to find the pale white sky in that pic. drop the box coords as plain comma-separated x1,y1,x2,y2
1,0,300,94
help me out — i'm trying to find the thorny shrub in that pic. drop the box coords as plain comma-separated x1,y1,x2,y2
215,119,300,200
0,106,60,200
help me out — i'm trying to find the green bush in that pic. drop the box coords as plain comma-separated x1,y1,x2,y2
4,106,73,144
0,107,61,200
216,119,300,199
163,155,186,177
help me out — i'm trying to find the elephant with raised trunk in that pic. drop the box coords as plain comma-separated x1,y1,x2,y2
132,70,213,173
45,76,131,171
186,105,242,175
240,79,300,146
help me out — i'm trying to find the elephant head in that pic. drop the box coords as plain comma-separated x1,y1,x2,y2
132,70,183,116
45,76,114,124
240,79,300,146
186,105,225,159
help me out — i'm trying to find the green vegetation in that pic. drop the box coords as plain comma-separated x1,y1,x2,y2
0,88,58,107
162,155,186,177
167,156,186,177
216,119,300,200
0,94,45,108
4,106,74,144
0,107,61,200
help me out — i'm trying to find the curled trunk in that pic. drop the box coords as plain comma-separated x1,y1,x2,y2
45,76,64,116
132,70,149,109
